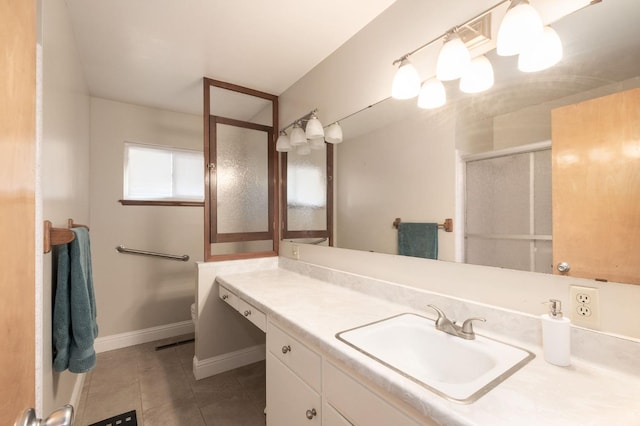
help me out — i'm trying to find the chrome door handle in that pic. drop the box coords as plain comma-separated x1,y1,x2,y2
557,262,571,273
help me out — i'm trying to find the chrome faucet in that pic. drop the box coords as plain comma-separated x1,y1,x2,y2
427,305,486,340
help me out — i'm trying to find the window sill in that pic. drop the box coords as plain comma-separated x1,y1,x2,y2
119,199,204,207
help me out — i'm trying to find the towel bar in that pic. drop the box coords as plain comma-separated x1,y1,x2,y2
393,217,453,232
116,245,190,262
43,218,90,253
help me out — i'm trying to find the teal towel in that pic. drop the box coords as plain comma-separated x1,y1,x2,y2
53,227,98,373
398,222,439,260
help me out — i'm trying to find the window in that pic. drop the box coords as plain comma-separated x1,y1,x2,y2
123,142,204,202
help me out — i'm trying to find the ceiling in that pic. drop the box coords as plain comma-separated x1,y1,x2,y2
63,0,397,116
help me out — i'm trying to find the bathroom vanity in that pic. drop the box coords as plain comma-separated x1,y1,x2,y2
216,265,640,425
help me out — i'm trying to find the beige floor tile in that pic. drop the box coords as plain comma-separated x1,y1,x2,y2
80,381,142,426
139,364,194,411
143,399,205,426
200,393,266,426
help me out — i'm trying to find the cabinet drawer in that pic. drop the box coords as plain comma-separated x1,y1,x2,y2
237,297,266,332
218,285,238,310
266,352,321,425
267,321,321,392
324,362,422,426
219,284,266,332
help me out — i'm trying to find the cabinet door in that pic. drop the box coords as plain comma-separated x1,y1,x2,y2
552,88,640,284
266,352,321,425
323,402,353,426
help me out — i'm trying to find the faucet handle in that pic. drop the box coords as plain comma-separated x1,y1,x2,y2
427,304,447,321
461,317,486,337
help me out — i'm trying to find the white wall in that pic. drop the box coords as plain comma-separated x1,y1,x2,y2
41,0,91,415
337,110,456,260
89,98,203,337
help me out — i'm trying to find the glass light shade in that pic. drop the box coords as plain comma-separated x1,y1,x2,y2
417,78,446,109
276,132,292,152
289,123,307,146
460,55,494,94
391,58,421,99
518,26,563,72
305,113,324,139
436,33,471,81
325,122,343,144
309,137,325,150
296,142,311,156
497,0,544,56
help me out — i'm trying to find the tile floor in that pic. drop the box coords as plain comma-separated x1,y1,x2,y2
75,334,266,426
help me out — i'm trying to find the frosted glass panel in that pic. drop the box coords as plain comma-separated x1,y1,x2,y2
210,240,273,255
534,240,553,273
534,150,552,235
466,238,532,271
287,146,327,231
216,123,268,233
466,154,530,234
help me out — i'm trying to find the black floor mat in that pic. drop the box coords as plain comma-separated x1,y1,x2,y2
88,410,137,426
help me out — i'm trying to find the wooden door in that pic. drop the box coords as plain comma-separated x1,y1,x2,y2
552,88,640,284
0,0,37,423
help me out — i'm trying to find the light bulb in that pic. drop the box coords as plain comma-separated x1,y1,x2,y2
497,0,544,56
325,122,343,144
305,112,324,140
275,131,292,152
460,55,494,94
417,78,446,109
436,32,471,81
289,122,307,146
391,58,421,99
518,26,563,72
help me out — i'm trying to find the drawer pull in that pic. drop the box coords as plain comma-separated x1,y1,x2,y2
305,408,317,420
244,310,251,317
222,294,228,300
281,345,291,354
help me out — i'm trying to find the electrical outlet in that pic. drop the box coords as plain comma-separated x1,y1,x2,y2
569,285,600,327
291,244,299,260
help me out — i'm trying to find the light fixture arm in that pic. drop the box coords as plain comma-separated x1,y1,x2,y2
279,108,319,133
391,0,510,66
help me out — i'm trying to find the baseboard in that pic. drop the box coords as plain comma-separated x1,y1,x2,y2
193,344,265,380
94,320,195,353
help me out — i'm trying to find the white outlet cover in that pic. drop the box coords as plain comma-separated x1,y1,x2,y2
569,285,600,328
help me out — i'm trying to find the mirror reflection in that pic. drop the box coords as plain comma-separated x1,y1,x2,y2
312,0,640,283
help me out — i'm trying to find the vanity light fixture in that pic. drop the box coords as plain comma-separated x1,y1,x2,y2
324,122,343,144
496,0,544,56
517,26,563,72
417,78,446,109
309,137,325,150
460,55,495,94
391,57,422,100
289,121,307,147
276,130,293,152
305,111,325,140
436,30,471,81
296,142,311,156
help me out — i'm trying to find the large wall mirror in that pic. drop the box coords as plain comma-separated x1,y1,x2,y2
293,0,640,284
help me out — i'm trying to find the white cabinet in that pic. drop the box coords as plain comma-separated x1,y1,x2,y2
323,362,424,426
218,284,266,331
323,402,353,426
266,321,322,425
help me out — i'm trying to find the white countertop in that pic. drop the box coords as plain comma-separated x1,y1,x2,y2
216,268,640,426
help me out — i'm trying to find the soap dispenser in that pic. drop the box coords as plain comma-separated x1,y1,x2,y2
541,299,571,366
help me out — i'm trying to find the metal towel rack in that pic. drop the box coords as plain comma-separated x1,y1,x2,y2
392,217,453,232
116,245,190,262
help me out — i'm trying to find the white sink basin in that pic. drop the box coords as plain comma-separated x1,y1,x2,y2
336,313,534,403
